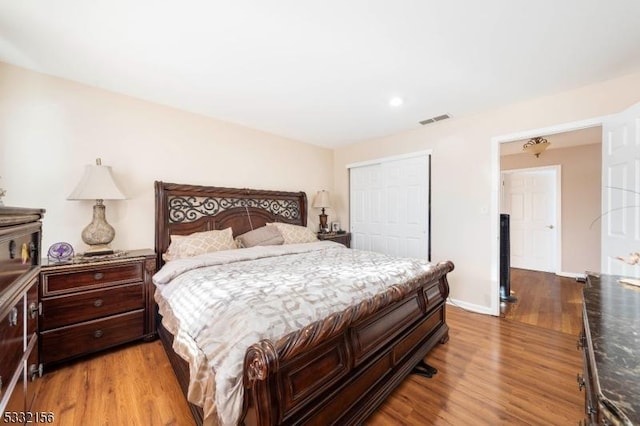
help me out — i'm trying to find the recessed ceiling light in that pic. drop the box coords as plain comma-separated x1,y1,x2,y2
389,96,403,107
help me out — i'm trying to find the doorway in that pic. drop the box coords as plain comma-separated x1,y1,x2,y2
501,166,560,273
490,119,604,317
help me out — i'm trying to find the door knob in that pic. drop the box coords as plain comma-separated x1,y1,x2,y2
546,225,554,229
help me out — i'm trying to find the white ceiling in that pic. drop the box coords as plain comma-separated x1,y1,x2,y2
1,1,640,148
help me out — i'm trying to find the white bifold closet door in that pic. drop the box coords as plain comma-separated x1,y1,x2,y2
349,154,430,260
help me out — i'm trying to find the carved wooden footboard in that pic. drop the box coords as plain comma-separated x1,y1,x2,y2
242,261,453,425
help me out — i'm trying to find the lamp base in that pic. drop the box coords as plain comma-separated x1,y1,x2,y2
81,202,116,255
319,212,329,233
81,200,116,243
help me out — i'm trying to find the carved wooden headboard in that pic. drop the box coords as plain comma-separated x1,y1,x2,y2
154,181,308,269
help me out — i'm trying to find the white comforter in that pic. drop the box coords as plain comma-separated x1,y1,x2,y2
153,241,434,425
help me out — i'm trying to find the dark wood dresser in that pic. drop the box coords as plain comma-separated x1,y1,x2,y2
0,207,45,418
579,273,640,425
39,249,156,369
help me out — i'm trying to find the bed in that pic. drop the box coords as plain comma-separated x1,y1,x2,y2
153,181,454,425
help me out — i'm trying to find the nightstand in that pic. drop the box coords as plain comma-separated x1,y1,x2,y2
38,249,156,369
317,232,351,248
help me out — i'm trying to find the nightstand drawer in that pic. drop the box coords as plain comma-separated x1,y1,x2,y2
40,309,144,365
41,283,144,330
42,262,143,295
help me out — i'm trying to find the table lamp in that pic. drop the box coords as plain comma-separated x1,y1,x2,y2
67,158,126,256
313,190,331,233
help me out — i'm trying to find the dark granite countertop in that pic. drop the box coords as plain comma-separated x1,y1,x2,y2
584,273,640,425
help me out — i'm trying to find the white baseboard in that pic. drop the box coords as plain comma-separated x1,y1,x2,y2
446,298,496,316
556,271,587,279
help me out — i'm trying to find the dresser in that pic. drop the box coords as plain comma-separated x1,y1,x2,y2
579,273,640,425
39,249,156,369
0,207,45,418
316,232,351,248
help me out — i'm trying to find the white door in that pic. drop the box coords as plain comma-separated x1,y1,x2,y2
502,168,558,272
350,163,386,252
350,155,430,259
601,102,640,276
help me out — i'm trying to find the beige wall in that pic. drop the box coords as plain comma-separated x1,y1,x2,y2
500,143,602,274
334,71,640,313
3,59,640,315
0,62,333,252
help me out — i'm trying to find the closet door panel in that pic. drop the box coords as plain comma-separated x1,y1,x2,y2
350,154,430,259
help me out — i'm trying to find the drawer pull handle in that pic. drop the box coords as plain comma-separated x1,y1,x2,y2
577,331,585,350
94,272,104,280
29,364,42,381
577,373,585,391
8,307,18,326
93,299,103,308
29,241,37,261
8,240,16,259
94,330,104,338
29,302,38,319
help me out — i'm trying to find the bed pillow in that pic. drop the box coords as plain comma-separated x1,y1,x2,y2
266,222,318,244
164,227,236,261
235,226,285,248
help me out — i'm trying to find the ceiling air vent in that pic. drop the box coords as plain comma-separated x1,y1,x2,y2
419,114,451,125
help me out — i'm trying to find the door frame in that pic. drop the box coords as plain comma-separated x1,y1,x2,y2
346,149,433,168
489,116,605,316
501,165,562,274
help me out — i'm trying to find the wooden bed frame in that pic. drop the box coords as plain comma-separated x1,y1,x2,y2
154,181,454,425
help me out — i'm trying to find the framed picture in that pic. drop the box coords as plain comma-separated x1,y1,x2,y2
332,222,340,232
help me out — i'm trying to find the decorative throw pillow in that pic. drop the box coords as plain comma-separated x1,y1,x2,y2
235,226,284,248
266,222,318,244
164,227,236,260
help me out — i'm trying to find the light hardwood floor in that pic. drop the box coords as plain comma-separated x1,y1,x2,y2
31,269,585,425
368,305,583,425
501,268,584,335
31,340,193,426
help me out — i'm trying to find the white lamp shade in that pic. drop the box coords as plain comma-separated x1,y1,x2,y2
67,163,126,200
312,190,331,209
